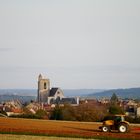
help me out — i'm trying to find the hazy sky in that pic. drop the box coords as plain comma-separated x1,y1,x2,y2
0,0,140,89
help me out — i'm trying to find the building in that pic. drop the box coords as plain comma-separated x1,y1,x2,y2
3,100,23,116
136,107,140,117
37,74,79,106
26,102,42,114
48,88,64,104
37,74,50,102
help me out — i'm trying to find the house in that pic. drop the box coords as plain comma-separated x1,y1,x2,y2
26,102,42,114
3,100,23,116
0,104,3,112
122,100,138,118
136,107,140,117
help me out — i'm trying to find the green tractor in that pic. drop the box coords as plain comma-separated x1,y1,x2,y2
99,115,130,133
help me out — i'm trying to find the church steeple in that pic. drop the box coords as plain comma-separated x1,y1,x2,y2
37,74,50,103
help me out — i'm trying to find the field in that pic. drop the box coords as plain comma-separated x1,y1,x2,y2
0,134,86,140
0,117,140,140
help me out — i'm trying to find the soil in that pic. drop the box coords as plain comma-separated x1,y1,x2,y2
0,117,140,139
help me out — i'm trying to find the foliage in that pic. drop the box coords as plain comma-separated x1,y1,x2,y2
108,104,124,115
50,105,63,120
109,93,124,115
110,93,118,103
10,113,41,119
126,116,140,123
50,103,107,122
11,109,48,119
0,110,7,116
73,104,107,122
36,109,48,119
61,104,77,121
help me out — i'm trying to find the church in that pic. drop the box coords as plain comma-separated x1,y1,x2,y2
37,74,79,105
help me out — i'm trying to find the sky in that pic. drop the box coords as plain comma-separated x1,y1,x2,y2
0,0,140,89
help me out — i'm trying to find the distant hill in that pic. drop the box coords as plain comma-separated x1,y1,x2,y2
0,88,140,103
0,89,104,97
63,89,104,97
87,87,140,99
0,89,37,103
0,94,36,103
0,89,104,103
0,89,37,96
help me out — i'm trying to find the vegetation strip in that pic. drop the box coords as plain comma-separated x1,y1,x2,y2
0,132,138,140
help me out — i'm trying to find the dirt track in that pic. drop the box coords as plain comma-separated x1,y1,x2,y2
0,117,140,139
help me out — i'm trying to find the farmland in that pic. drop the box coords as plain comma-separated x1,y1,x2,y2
0,117,140,139
0,134,86,140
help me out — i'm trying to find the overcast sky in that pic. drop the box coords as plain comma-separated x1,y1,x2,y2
0,0,140,89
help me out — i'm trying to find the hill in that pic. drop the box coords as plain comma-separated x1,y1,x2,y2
87,87,140,99
63,89,104,96
0,88,140,102
0,89,36,103
0,89,36,96
0,94,36,103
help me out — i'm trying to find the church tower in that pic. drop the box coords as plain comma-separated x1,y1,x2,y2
37,74,50,103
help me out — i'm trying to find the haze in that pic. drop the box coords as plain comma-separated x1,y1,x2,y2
0,0,140,89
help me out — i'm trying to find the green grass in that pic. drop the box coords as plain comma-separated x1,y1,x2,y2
0,131,138,140
0,134,87,140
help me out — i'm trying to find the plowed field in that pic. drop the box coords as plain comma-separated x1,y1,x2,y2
0,117,140,139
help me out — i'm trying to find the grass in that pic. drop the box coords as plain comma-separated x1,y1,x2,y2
0,134,87,140
0,131,138,140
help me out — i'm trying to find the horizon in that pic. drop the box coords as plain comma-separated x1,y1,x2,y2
0,88,140,100
0,86,140,90
0,0,140,89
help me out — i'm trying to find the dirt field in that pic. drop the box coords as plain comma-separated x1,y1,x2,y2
0,117,140,139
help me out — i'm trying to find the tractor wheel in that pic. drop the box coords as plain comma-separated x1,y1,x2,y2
118,123,128,133
101,125,110,132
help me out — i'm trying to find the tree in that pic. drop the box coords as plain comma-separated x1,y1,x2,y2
110,93,118,104
36,109,48,119
50,105,63,120
61,104,76,121
50,103,108,122
109,104,124,115
109,93,124,114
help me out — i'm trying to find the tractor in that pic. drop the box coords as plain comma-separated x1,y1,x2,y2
99,115,130,133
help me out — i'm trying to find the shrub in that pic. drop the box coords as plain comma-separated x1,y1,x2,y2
50,103,107,122
50,105,63,120
108,104,124,115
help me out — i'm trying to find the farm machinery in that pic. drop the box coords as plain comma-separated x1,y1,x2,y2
99,114,130,133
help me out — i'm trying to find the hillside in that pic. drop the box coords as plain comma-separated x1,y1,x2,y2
0,88,140,102
0,89,36,96
63,89,104,96
0,89,103,103
87,87,140,99
0,89,36,103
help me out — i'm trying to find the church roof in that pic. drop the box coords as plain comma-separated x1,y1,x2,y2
49,88,59,97
60,98,77,104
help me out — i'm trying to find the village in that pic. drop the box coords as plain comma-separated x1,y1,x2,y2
0,95,140,119
0,74,140,122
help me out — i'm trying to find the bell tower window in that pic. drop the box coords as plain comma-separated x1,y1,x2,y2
44,82,47,89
